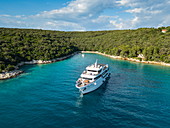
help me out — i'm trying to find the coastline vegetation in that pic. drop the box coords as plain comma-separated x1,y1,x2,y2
0,27,170,72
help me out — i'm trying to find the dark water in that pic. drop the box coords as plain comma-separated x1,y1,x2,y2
0,53,170,128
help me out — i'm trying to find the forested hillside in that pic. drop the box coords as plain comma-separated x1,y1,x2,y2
0,27,170,72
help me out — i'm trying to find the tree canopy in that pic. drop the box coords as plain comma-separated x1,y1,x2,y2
0,27,170,72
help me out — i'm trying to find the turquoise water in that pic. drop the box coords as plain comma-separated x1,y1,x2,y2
0,53,170,128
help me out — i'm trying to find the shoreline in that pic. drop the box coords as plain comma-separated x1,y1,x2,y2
0,51,80,80
1,51,170,80
81,51,170,66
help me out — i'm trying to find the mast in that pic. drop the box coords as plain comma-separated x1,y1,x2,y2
95,59,98,68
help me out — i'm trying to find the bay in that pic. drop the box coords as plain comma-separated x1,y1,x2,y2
0,53,170,128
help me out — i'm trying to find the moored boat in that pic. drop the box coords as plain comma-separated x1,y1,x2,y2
75,60,110,94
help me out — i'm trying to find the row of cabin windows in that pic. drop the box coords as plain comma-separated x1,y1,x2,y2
82,77,92,80
101,69,108,76
93,68,108,80
95,69,108,80
87,69,102,73
94,75,102,80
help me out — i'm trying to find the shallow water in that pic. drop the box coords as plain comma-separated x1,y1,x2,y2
0,53,170,128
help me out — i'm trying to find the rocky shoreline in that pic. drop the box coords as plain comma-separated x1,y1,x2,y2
82,51,170,66
1,51,170,80
0,70,24,80
0,52,79,80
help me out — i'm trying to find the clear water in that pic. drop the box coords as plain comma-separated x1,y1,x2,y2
0,53,170,128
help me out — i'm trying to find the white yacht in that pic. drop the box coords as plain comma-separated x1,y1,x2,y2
75,60,110,94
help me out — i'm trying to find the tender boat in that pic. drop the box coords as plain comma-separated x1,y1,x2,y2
75,60,110,94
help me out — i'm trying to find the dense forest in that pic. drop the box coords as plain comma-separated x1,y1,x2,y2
0,27,170,72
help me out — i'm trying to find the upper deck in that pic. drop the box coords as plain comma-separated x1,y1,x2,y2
81,63,108,79
86,63,106,71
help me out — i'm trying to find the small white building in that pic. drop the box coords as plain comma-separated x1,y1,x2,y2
162,29,167,33
138,54,144,59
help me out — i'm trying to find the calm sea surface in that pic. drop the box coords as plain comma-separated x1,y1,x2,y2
0,53,170,128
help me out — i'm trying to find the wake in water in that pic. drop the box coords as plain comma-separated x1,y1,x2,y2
76,93,83,107
80,92,83,98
